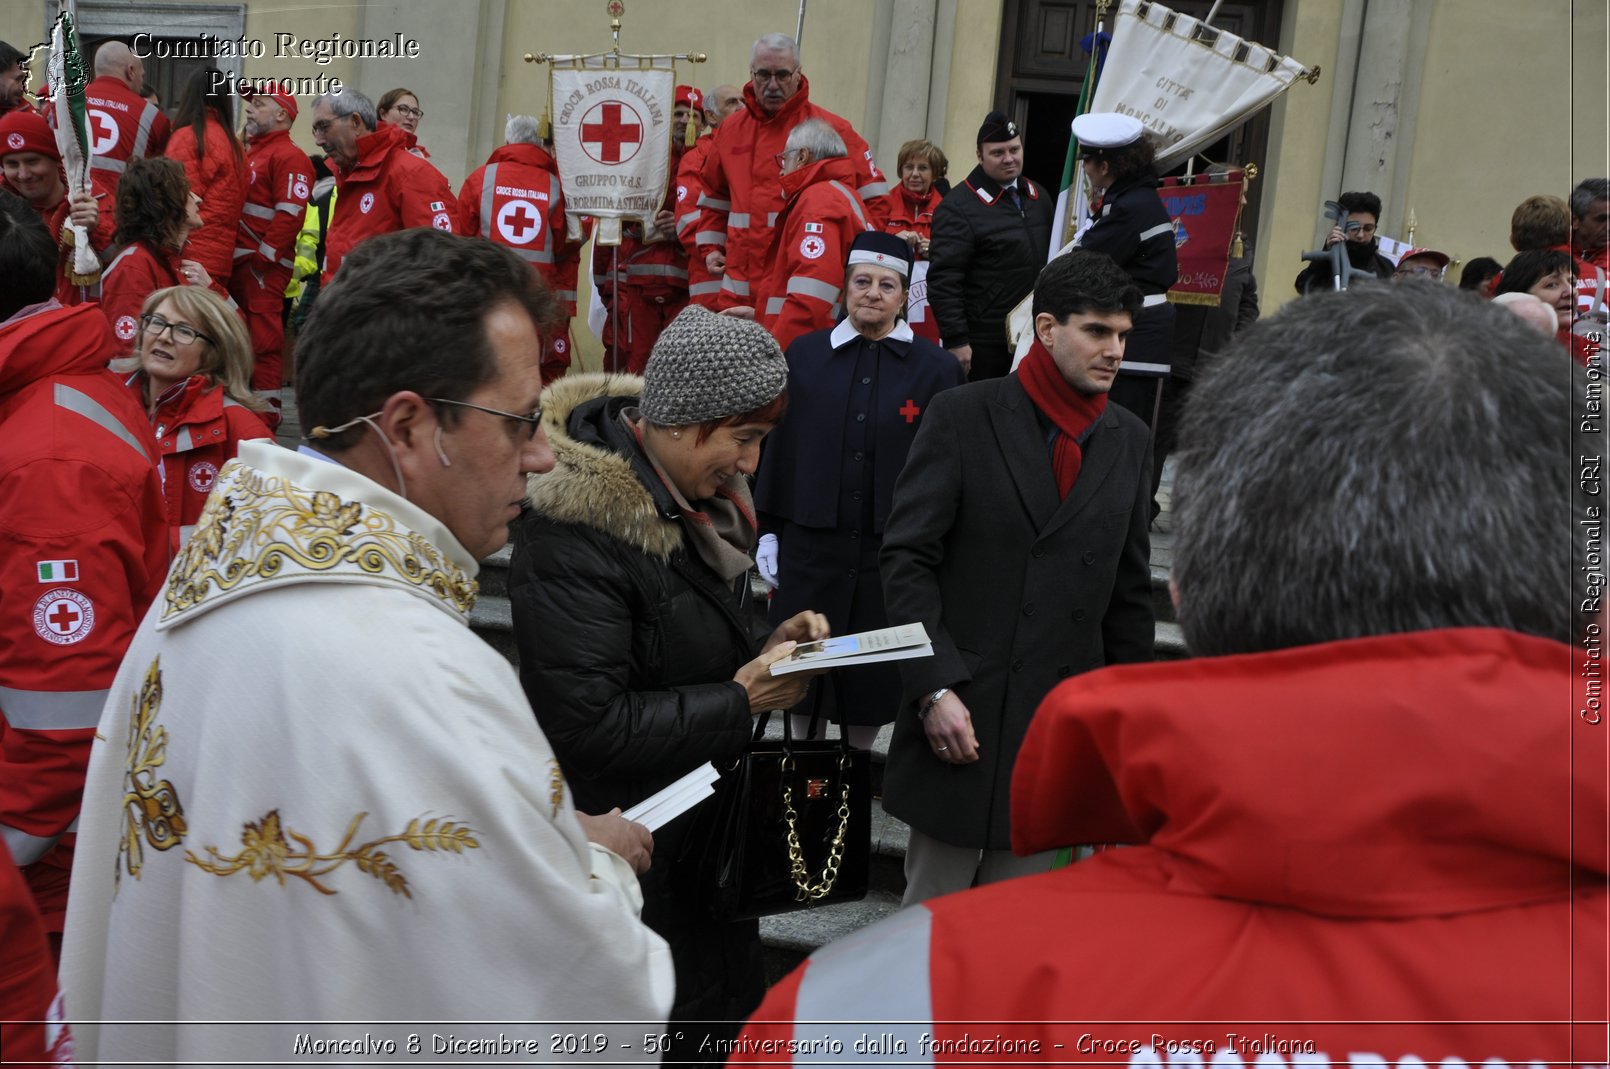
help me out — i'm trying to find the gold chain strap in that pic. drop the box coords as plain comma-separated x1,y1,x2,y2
781,754,852,902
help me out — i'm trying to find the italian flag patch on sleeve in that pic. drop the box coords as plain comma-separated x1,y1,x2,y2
37,560,79,582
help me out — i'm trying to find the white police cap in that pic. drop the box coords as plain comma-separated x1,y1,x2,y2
1071,112,1144,151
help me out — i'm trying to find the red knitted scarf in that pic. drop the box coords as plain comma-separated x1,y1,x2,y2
1015,337,1108,499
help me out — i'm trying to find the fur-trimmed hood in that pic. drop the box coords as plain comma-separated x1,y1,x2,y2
524,373,685,560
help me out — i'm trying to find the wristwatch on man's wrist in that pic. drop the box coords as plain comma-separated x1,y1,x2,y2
917,687,950,719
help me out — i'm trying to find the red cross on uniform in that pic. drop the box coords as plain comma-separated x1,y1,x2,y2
48,602,81,634
581,102,643,164
497,199,543,245
899,399,922,423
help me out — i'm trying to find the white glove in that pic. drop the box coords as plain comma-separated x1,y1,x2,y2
756,533,779,590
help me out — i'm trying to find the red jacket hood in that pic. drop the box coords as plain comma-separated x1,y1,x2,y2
779,155,860,200
486,141,558,173
344,121,411,181
1012,628,1604,918
741,73,815,126
0,303,120,399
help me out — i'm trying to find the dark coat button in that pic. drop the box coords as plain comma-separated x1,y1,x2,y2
1012,658,1024,672
1031,546,1045,558
1082,551,1096,564
1023,602,1035,616
1073,608,1086,621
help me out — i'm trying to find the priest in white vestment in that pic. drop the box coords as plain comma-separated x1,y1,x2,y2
60,230,674,1064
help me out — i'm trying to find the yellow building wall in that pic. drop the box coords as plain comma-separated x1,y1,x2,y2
1399,0,1600,277
939,0,1003,180
1254,0,1344,310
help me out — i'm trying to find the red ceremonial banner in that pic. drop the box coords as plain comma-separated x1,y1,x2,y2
1159,169,1244,306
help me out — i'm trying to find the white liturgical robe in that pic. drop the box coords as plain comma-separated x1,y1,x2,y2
61,442,674,1064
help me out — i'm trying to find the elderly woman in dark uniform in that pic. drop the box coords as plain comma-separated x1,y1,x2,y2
754,232,967,747
1072,112,1178,431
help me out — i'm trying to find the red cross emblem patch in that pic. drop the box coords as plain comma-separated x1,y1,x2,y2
188,460,219,493
899,399,922,423
33,588,95,646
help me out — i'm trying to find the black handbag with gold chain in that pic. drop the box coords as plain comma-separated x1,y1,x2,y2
691,695,871,921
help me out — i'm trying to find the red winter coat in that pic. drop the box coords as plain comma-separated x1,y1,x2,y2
885,185,942,246
696,76,889,309
738,629,1609,1066
99,240,184,348
27,189,117,307
458,142,580,315
124,373,273,559
674,137,721,306
235,128,313,290
0,838,73,1065
164,116,249,285
83,75,170,211
755,156,874,350
0,302,166,932
324,122,458,282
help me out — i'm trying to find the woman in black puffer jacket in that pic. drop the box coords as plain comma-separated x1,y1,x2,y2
508,307,827,1063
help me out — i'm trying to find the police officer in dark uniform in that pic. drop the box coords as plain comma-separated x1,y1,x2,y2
1072,112,1179,431
754,232,967,746
927,111,1055,382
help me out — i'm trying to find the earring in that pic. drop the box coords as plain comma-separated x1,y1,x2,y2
670,430,682,439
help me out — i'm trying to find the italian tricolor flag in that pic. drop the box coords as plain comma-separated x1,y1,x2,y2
37,560,79,582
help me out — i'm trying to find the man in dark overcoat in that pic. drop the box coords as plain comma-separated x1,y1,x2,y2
880,248,1155,904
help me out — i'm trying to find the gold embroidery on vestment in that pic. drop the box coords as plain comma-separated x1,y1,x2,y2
118,657,188,886
162,462,477,621
185,810,480,899
549,759,565,818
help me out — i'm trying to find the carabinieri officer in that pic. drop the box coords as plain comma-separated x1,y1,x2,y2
753,232,966,747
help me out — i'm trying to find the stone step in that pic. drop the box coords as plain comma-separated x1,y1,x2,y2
478,543,513,600
760,890,904,983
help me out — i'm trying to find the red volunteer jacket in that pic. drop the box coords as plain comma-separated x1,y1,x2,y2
0,302,167,931
755,155,874,350
83,75,169,208
885,185,942,245
738,629,1609,1066
696,76,889,309
0,838,73,1065
164,117,249,284
99,240,184,347
124,374,273,559
674,137,721,306
457,142,580,315
22,187,117,307
593,145,693,303
235,128,312,288
324,122,458,283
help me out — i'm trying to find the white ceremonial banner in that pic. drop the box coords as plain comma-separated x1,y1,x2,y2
552,57,675,245
1090,0,1310,172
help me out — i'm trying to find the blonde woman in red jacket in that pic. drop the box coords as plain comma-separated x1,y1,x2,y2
164,67,247,295
114,285,273,558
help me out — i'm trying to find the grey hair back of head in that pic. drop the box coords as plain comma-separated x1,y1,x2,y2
505,114,542,145
785,118,845,161
1172,281,1588,654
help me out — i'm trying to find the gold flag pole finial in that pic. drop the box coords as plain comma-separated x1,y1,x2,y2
1406,208,1418,246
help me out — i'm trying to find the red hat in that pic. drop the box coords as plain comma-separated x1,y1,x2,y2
242,80,299,120
675,85,702,110
0,110,60,162
1397,247,1450,269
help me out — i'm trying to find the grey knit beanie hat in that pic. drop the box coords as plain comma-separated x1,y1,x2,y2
639,306,788,426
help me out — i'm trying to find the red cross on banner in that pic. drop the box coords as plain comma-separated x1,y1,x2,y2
580,101,644,164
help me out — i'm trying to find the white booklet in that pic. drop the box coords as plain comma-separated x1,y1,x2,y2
769,622,933,676
621,762,722,831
